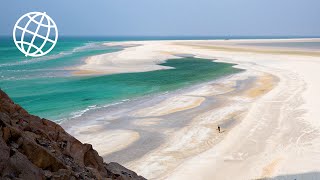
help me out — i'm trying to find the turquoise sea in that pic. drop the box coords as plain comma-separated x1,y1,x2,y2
1,36,244,121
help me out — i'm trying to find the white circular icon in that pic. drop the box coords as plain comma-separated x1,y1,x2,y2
13,12,58,57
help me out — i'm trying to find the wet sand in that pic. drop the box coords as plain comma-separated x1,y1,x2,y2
63,70,277,179
64,38,320,179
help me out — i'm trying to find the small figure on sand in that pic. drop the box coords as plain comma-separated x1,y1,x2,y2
217,125,221,133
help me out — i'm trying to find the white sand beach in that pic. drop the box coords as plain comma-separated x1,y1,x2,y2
65,38,320,179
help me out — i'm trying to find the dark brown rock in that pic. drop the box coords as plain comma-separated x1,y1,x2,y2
106,162,145,180
0,89,146,180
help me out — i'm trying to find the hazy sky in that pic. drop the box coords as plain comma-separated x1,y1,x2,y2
1,0,319,36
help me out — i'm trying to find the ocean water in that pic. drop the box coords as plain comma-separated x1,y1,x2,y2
241,41,320,50
0,36,242,121
0,37,122,79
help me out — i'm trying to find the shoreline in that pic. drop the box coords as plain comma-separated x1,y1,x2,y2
63,39,320,179
61,71,249,145
125,72,278,179
72,38,320,76
62,69,278,179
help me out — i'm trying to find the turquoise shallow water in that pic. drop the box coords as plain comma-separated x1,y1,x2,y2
0,37,122,80
0,37,242,121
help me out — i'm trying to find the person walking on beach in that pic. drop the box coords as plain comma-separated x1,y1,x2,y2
217,125,221,133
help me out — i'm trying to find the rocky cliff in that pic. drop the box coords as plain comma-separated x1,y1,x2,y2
0,89,146,180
